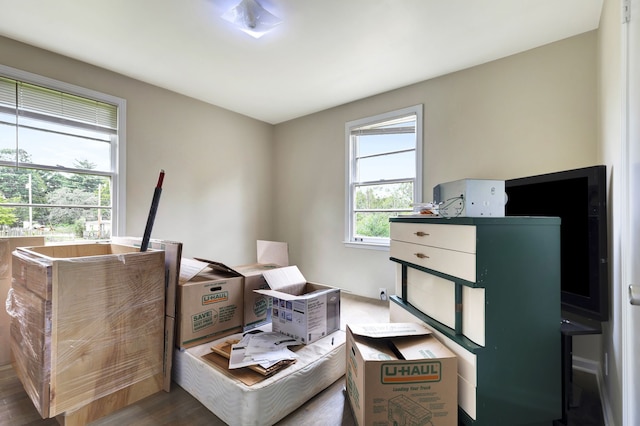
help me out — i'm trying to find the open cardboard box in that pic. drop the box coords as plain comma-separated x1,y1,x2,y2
346,323,458,426
177,258,243,349
232,240,289,330
256,265,340,345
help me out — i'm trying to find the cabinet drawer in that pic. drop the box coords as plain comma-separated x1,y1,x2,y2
459,375,477,420
390,302,477,385
394,263,403,296
406,268,456,330
391,240,476,282
390,222,476,253
406,268,486,346
462,286,485,347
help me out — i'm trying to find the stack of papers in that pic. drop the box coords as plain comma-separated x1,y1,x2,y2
228,332,298,370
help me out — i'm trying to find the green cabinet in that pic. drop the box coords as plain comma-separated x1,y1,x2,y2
389,216,562,426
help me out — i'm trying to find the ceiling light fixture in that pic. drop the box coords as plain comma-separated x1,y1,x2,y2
222,0,282,39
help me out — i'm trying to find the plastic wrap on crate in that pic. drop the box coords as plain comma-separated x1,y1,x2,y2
1,236,45,367
6,284,51,416
0,241,9,277
7,243,166,418
111,236,183,318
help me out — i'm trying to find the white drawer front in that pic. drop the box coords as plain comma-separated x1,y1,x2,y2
390,303,478,419
391,240,476,282
395,263,403,297
462,286,486,347
406,268,456,330
458,375,477,420
391,222,476,253
389,302,477,386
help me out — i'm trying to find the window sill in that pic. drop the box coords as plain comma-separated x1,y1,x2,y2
343,241,390,251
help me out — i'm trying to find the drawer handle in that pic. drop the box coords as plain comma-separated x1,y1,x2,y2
414,253,429,259
414,231,429,237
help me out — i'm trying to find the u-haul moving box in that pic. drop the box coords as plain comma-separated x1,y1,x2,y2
346,323,458,426
177,258,243,349
232,240,289,330
257,265,340,345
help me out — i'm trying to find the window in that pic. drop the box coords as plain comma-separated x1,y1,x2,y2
0,65,126,242
345,105,422,248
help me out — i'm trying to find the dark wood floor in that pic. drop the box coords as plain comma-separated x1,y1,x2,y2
564,369,606,426
0,364,604,426
0,294,605,425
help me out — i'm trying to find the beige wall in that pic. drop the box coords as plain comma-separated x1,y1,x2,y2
1,16,618,419
0,31,599,292
273,32,598,299
2,23,612,394
0,36,275,265
597,0,623,423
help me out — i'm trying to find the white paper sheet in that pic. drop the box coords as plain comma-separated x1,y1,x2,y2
229,332,298,369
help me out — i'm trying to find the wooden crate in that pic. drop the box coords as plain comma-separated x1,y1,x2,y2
111,236,183,392
7,243,165,420
0,236,45,366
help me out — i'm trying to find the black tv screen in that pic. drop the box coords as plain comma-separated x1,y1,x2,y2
505,165,609,322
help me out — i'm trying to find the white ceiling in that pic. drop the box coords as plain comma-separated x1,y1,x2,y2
0,0,603,124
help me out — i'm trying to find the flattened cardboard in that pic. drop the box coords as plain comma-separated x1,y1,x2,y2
201,351,266,386
163,315,175,391
254,265,307,297
347,322,432,339
256,240,288,266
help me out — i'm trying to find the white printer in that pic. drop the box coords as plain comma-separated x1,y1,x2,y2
433,179,506,217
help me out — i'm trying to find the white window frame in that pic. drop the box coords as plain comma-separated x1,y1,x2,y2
0,64,127,236
344,105,423,249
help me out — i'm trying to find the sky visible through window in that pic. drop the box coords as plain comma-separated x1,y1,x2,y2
357,133,415,182
0,112,111,171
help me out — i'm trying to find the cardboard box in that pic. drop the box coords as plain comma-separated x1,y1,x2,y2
233,240,289,330
177,258,243,348
346,323,458,426
257,265,340,345
1,236,45,366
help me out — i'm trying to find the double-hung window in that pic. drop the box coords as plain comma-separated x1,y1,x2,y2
345,105,422,248
0,65,126,241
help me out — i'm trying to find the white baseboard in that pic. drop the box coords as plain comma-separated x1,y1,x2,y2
572,356,614,426
572,355,599,374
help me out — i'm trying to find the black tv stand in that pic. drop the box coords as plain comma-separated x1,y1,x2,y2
554,314,602,426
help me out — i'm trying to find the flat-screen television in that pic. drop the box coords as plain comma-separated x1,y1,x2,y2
504,165,609,322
